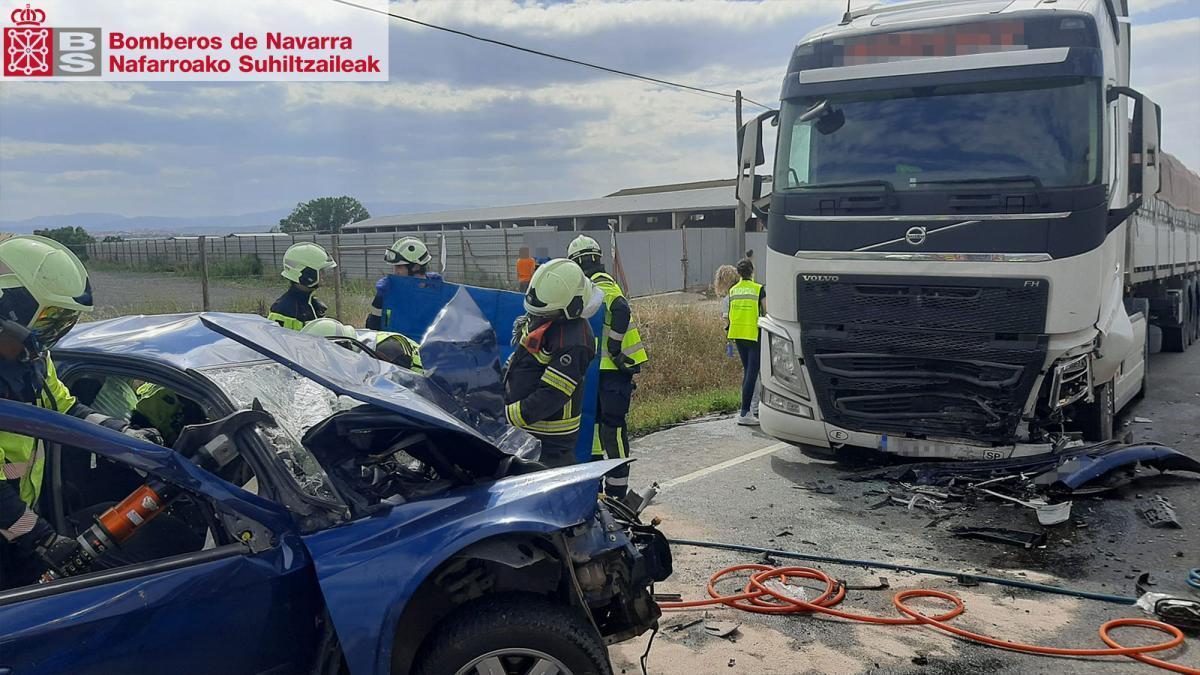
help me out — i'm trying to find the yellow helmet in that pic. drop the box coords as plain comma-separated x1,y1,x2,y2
384,237,432,266
301,317,356,339
281,242,336,287
0,235,93,348
524,258,591,319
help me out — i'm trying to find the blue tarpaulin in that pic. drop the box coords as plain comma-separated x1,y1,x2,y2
379,274,601,462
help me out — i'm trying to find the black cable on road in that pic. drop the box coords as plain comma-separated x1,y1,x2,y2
331,0,775,111
668,538,1140,605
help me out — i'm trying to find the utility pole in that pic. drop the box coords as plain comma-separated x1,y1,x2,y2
331,233,344,322
734,89,747,263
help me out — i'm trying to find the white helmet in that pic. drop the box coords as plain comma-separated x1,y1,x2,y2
0,235,93,348
567,235,602,264
384,237,432,266
300,317,356,339
281,242,336,287
524,258,592,319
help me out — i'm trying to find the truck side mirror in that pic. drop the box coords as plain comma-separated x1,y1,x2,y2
1105,87,1162,231
1133,96,1162,197
736,110,779,213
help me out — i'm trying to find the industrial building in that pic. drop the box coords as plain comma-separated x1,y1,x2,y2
343,179,762,233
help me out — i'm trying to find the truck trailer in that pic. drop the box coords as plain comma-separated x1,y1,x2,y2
737,0,1200,459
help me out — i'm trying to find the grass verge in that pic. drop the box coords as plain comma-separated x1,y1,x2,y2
627,298,744,436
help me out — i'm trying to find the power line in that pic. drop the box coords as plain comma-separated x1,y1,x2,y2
331,0,774,111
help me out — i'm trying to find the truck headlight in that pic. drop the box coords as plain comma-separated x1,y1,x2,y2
763,389,813,418
768,332,808,398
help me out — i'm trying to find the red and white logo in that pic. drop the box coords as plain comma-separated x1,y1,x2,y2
4,4,51,76
3,4,100,77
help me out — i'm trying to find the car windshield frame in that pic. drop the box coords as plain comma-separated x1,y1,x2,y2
774,76,1103,192
198,360,347,507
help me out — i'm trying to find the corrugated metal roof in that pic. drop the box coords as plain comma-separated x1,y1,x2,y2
344,186,735,231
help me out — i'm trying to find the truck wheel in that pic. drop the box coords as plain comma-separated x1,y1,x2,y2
1163,289,1191,352
412,594,611,675
1076,381,1115,443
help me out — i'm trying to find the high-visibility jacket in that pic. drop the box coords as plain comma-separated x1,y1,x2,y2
590,272,648,371
371,331,423,373
268,285,326,331
1,356,75,507
503,318,595,454
727,279,763,341
516,258,536,284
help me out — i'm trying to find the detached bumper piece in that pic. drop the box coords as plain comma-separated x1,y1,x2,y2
796,275,1049,443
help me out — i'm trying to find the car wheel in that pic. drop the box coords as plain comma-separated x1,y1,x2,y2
1077,381,1115,443
412,594,611,675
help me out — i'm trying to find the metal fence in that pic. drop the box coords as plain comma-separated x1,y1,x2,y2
85,229,554,289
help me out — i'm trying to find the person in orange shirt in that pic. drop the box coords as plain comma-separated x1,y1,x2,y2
516,247,537,292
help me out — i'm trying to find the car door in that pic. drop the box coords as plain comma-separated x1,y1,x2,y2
0,401,324,675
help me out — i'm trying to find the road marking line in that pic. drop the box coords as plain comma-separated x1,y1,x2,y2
659,442,791,491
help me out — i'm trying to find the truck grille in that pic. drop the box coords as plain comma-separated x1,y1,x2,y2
796,276,1049,442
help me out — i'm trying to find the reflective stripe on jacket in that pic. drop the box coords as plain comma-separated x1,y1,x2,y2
727,279,763,341
590,272,648,370
0,356,75,507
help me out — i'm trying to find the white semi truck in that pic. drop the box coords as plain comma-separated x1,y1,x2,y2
737,0,1200,459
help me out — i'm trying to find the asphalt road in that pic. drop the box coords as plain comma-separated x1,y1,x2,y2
610,346,1200,674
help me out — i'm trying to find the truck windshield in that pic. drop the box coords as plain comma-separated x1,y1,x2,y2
775,78,1101,191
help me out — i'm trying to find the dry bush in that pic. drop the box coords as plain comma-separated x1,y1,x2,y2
627,299,743,433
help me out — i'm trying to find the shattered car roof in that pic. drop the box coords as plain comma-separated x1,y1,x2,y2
56,312,504,454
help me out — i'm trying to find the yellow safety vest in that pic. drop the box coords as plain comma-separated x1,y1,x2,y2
727,279,763,341
1,356,76,506
376,331,424,373
590,272,648,371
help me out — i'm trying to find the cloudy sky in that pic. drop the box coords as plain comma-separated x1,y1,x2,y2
1,0,1197,222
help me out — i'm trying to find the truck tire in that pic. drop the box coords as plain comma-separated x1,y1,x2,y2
1076,381,1115,443
1163,291,1189,353
412,594,611,675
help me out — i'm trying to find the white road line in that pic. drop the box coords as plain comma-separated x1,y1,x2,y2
658,442,791,491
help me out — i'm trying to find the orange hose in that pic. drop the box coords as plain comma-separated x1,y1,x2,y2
659,563,1197,674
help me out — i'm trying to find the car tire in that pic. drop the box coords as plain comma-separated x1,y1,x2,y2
1077,380,1115,443
411,593,612,675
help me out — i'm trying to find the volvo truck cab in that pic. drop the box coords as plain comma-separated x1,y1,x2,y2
739,0,1185,460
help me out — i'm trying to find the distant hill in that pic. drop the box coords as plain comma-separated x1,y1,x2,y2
0,201,469,237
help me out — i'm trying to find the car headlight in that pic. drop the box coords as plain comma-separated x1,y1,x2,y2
768,332,808,398
763,389,813,418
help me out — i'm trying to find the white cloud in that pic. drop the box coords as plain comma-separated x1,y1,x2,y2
0,139,148,159
1130,0,1191,15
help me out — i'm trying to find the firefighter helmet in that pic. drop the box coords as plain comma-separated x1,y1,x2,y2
0,234,94,348
524,258,591,319
301,317,356,339
281,242,336,287
384,237,432,266
566,235,602,264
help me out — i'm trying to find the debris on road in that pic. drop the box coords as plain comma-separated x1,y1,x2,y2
1138,495,1182,529
977,489,1072,525
1133,416,1153,423
950,526,1048,549
668,618,704,633
843,576,890,591
703,621,741,639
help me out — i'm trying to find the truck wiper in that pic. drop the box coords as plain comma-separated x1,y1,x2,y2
908,175,1044,189
793,180,894,192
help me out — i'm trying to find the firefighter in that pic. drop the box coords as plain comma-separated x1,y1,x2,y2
726,258,765,425
268,242,337,330
503,259,597,469
304,319,424,373
0,235,161,585
366,237,438,331
567,235,647,498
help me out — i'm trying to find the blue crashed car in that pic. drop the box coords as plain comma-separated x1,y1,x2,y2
0,312,670,675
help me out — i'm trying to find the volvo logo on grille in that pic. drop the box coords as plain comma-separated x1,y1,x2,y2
802,275,839,282
905,227,927,246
